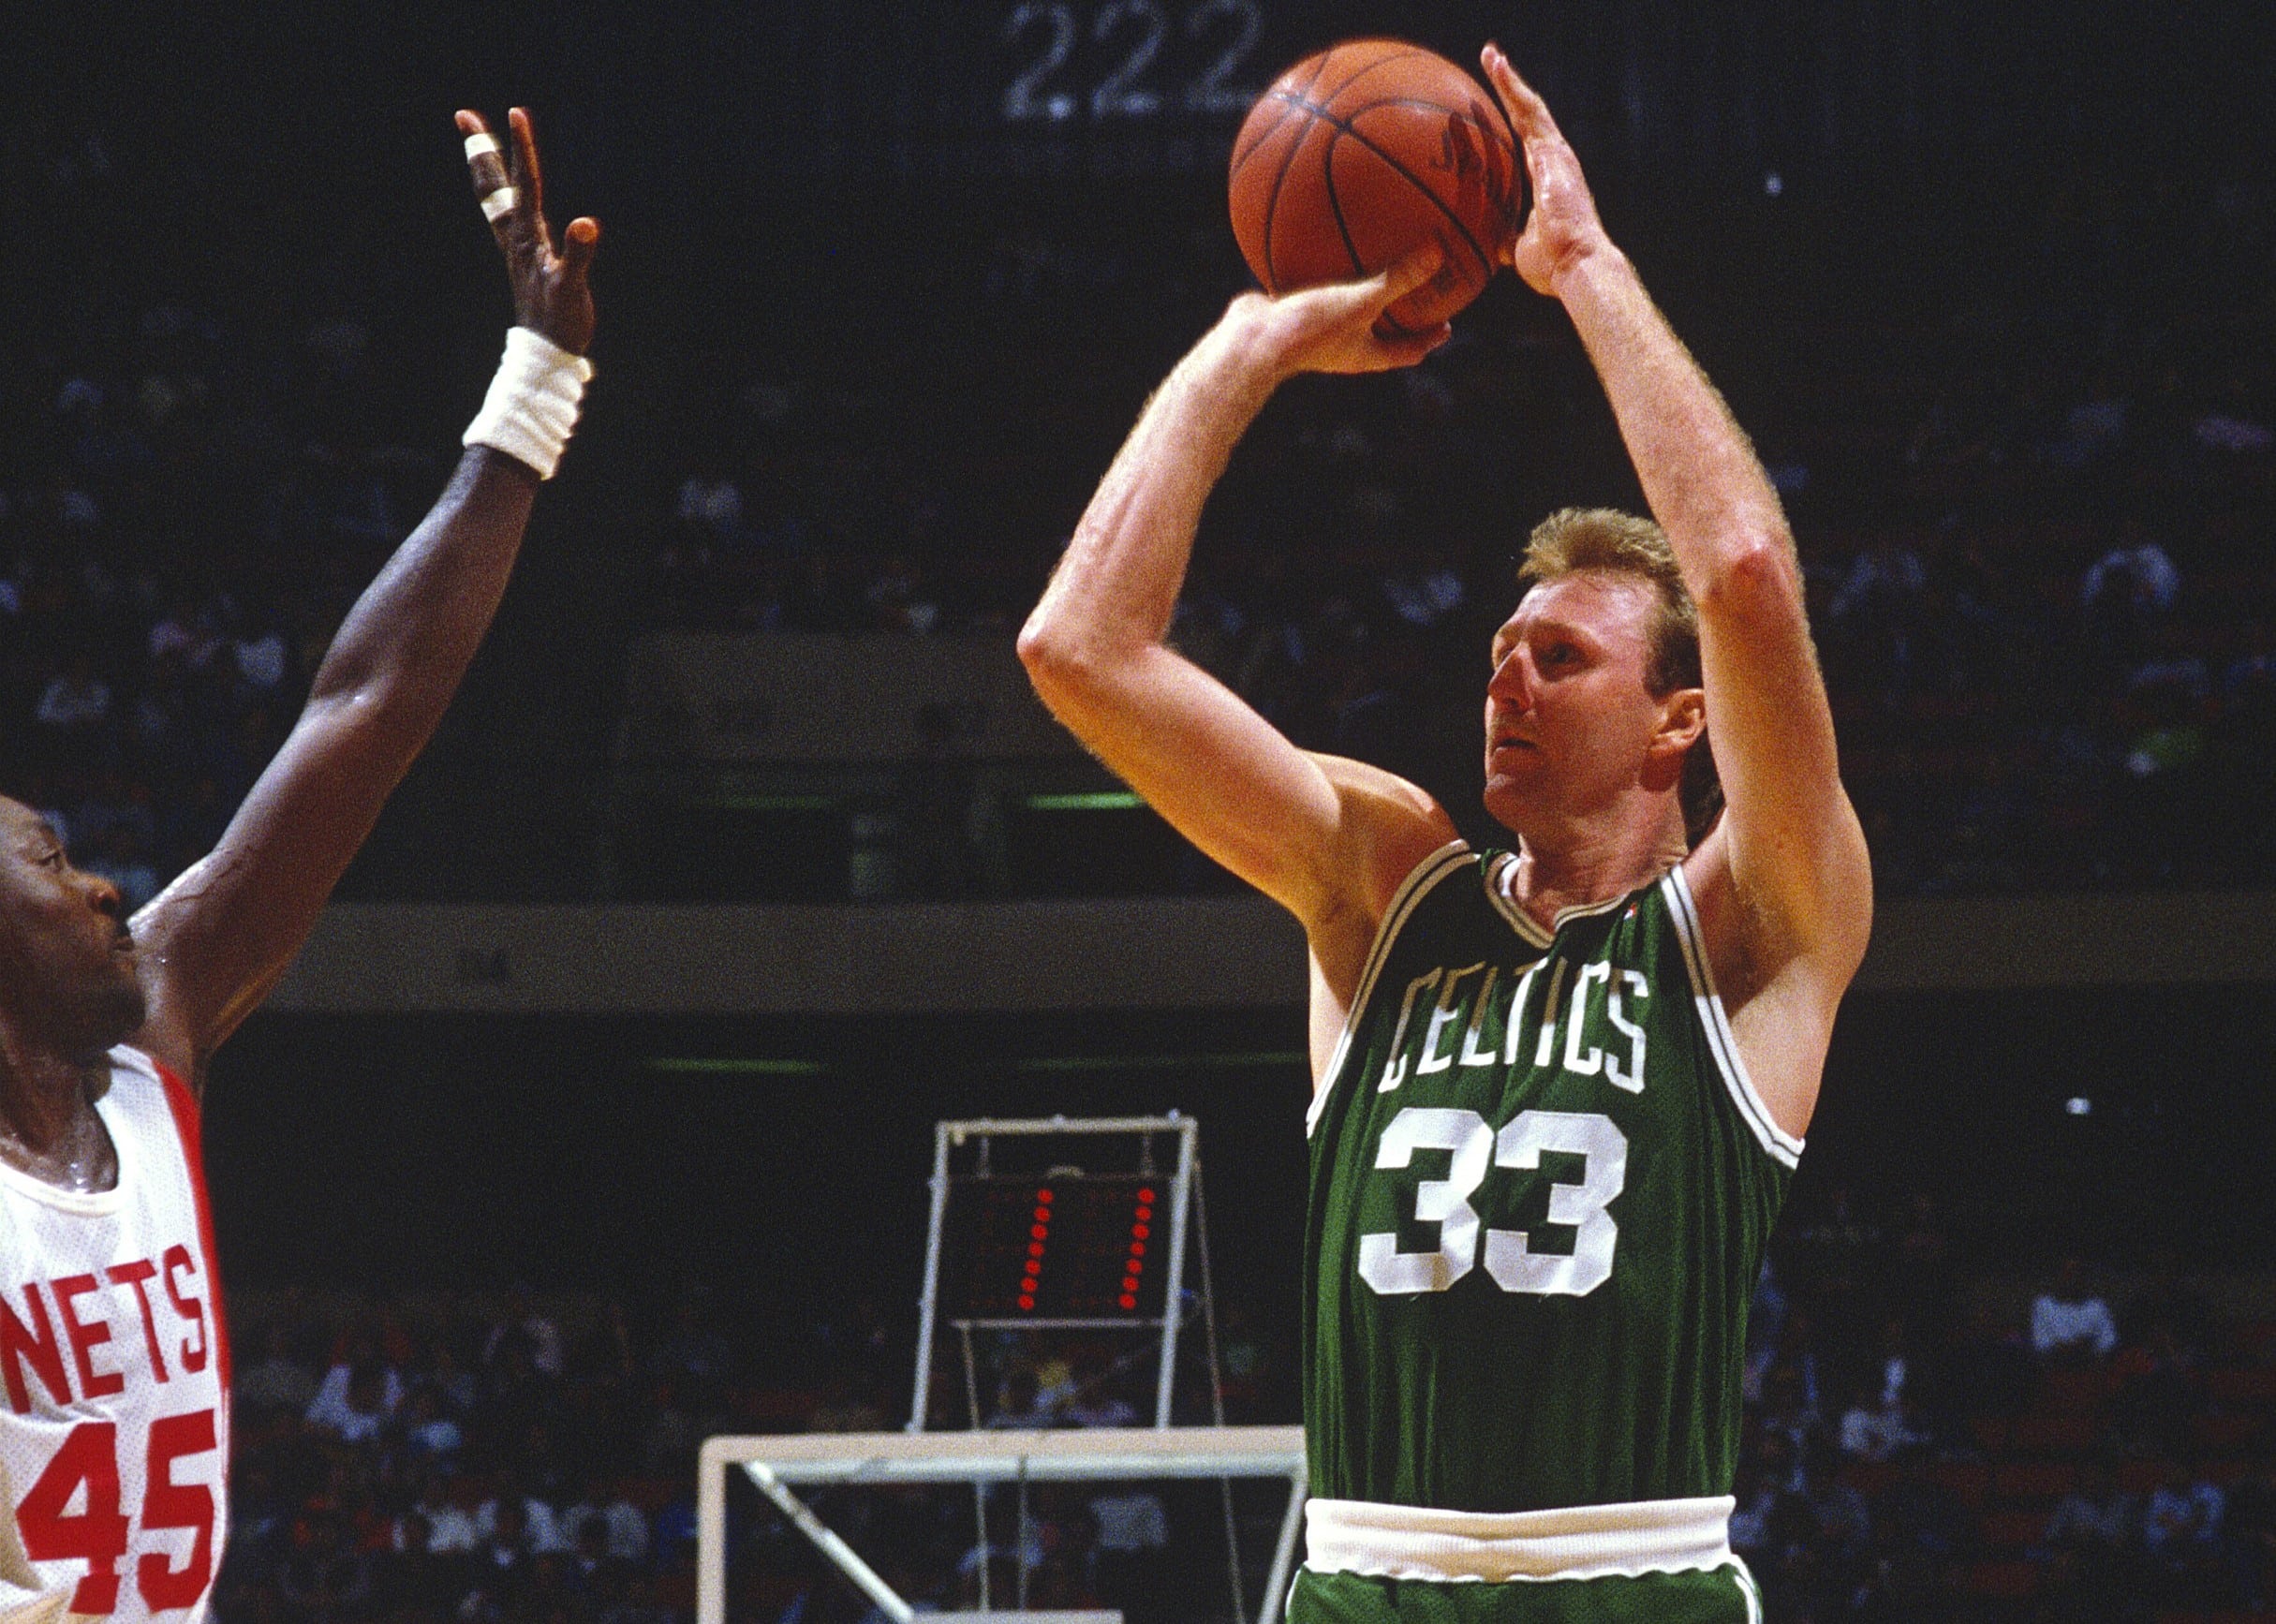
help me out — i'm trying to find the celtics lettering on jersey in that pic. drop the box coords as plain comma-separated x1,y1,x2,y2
1359,944,1652,1300
1303,844,1800,1515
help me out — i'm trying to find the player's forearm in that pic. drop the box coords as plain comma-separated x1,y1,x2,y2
303,447,536,749
1553,248,1795,595
1021,308,1284,673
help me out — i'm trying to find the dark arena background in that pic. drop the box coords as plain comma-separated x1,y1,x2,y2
7,1,2276,1620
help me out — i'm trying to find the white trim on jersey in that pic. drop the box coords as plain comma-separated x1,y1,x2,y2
1303,1492,1738,1584
1731,1558,1766,1623
1661,865,1804,1170
1482,853,1554,948
1485,853,1648,941
1307,840,1475,1138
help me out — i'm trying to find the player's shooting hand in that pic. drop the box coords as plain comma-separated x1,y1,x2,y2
1481,45,1616,298
457,107,599,355
1229,245,1451,378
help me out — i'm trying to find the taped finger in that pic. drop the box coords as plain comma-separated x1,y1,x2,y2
466,135,510,201
480,185,520,223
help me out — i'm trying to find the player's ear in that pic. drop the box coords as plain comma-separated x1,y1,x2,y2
1654,687,1707,755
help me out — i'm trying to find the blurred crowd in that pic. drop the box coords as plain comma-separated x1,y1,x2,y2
217,1191,2276,1624
7,99,2276,905
643,277,2276,896
1731,1195,2276,1623
0,123,448,906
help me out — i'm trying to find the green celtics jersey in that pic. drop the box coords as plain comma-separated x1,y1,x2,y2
1303,841,1800,1515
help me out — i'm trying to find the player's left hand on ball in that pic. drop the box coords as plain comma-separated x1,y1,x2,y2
458,107,599,355
1481,45,1614,297
1238,244,1452,377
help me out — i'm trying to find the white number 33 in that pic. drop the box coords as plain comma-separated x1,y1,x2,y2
1356,1106,1628,1297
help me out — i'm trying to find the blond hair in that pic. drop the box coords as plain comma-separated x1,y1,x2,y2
1517,508,1721,843
1518,508,1700,695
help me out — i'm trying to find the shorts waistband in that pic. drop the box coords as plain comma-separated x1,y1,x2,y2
1303,1493,1737,1583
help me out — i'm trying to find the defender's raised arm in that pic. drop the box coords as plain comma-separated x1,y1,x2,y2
126,108,601,1081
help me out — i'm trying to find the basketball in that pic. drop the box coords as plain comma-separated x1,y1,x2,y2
1228,39,1524,336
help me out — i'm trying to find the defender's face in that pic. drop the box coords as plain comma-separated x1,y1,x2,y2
0,799,145,1057
1482,573,1681,832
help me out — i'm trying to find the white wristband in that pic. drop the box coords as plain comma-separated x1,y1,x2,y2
463,326,594,480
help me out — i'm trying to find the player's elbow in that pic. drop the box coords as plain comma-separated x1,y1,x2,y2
1015,611,1066,679
1018,613,1132,710
1693,532,1804,634
1016,613,1086,697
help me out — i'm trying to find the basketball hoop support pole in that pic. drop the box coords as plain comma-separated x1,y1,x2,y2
699,1426,1308,1624
1152,1121,1197,1426
909,1121,954,1432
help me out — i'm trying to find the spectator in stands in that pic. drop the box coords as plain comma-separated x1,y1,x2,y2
305,1354,398,1444
475,1329,564,1468
645,1284,733,1409
2037,1454,2143,1615
485,1285,567,1378
1728,1453,1777,1564
2032,1256,2120,1362
382,1507,477,1617
1063,1348,1141,1429
1087,1485,1172,1624
985,1365,1057,1429
2141,1455,2227,1600
465,1496,540,1617
400,1468,480,1557
237,1321,320,1417
477,1468,569,1555
1837,1376,1927,1462
562,1471,652,1566
32,651,112,741
398,1380,466,1469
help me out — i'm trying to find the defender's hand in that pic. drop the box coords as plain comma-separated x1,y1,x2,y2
457,107,599,355
1481,45,1617,298
1228,245,1450,378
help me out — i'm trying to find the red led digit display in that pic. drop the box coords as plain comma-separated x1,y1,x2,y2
949,1176,1171,1318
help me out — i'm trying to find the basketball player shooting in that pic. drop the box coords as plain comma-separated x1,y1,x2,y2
0,110,595,1621
1020,49,1870,1623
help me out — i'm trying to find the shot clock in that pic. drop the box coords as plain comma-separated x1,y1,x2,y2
949,1174,1170,1319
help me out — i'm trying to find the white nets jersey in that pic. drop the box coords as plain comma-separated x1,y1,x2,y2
0,1048,228,1624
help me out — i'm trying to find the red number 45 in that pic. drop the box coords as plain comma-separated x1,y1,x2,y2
18,1412,217,1614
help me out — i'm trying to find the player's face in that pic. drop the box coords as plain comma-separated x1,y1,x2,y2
1482,573,1688,833
0,799,146,1058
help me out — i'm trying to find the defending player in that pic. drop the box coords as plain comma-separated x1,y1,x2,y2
0,110,596,1621
1019,49,1869,1622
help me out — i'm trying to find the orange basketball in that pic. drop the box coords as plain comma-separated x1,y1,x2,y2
1228,39,1524,335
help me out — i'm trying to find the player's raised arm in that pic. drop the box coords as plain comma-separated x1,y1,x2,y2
1018,258,1459,1007
126,108,600,1081
1482,49,1870,1108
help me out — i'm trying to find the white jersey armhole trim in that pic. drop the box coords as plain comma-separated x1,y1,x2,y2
1307,839,1474,1138
1662,865,1804,1170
